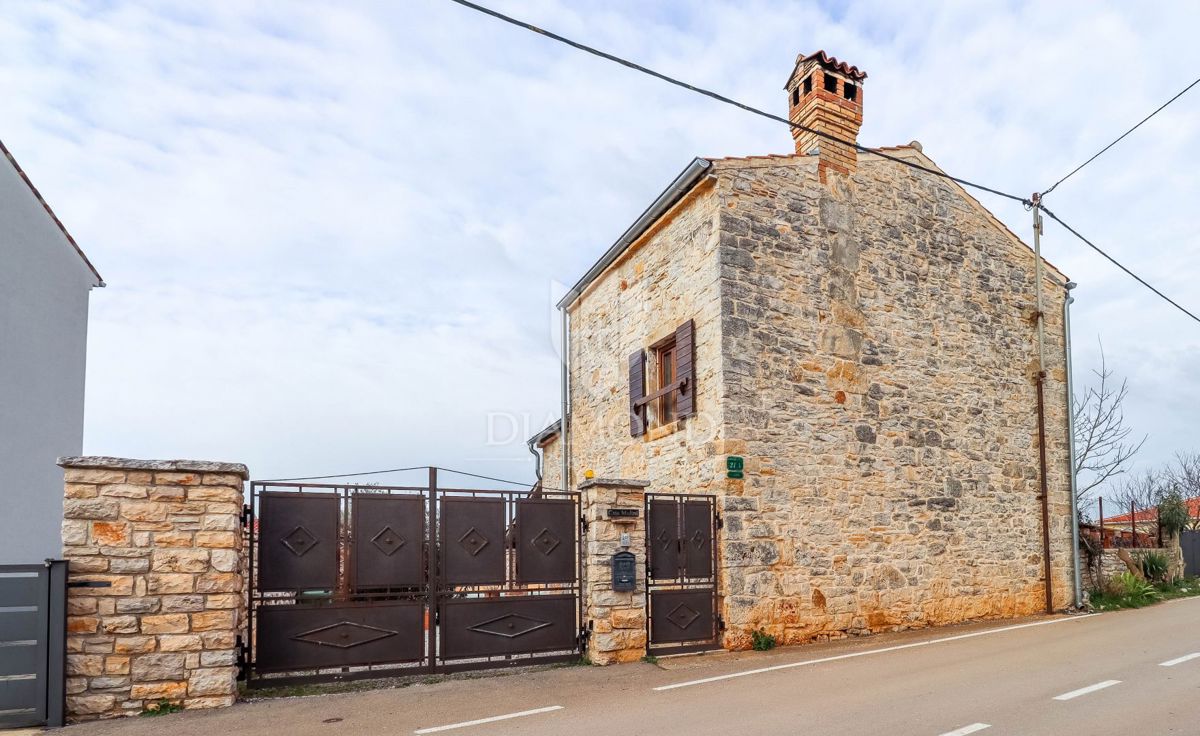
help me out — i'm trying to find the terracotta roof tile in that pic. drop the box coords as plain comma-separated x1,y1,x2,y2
1103,496,1200,524
803,50,868,81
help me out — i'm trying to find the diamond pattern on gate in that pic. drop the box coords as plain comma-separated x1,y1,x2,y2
281,526,318,557
292,621,397,649
531,528,561,556
371,526,406,556
666,603,700,631
657,528,672,551
691,528,706,549
469,613,552,639
458,527,490,557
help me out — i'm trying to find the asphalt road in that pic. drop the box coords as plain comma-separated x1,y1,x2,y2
64,598,1200,736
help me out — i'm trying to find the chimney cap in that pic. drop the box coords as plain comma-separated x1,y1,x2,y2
784,50,868,89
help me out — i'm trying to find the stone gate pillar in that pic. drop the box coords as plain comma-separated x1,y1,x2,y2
579,477,650,664
57,456,248,721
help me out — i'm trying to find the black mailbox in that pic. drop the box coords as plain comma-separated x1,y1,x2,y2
612,551,636,592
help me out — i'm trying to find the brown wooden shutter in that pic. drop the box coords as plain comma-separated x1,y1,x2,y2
629,349,647,436
675,319,695,419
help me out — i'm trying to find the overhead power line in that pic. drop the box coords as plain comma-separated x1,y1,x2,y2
257,466,427,482
436,466,569,492
1040,206,1200,326
446,0,1030,206
450,0,1200,330
1042,76,1200,197
255,464,571,491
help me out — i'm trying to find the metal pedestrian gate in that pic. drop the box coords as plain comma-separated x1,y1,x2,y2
247,470,582,685
645,493,720,655
0,562,66,729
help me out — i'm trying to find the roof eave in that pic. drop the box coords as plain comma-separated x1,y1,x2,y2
0,138,104,287
528,418,562,446
556,157,711,311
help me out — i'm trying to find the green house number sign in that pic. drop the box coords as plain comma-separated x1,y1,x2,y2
726,455,744,479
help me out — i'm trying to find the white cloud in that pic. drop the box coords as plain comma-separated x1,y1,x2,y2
2,0,1198,493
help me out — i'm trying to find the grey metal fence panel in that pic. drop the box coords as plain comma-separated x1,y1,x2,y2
0,561,66,729
1182,531,1200,579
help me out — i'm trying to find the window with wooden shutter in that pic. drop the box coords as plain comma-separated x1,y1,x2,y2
629,349,647,437
674,319,695,419
628,319,696,435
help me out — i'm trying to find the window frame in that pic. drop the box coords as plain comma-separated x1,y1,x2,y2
652,337,678,427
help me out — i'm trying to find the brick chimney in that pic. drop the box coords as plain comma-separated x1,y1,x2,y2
785,51,867,181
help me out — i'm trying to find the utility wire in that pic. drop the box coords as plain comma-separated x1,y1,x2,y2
437,466,570,493
256,466,427,482
446,0,1031,206
1040,206,1200,325
450,1,1200,330
1042,76,1200,196
256,464,569,492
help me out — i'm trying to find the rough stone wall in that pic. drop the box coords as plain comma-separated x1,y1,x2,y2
540,434,562,492
1083,545,1185,591
58,457,248,721
560,147,1074,661
713,151,1075,649
563,177,726,660
565,178,726,497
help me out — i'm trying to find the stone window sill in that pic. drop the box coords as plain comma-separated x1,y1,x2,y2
645,420,681,442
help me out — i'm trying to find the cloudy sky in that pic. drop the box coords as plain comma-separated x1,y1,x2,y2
2,1,1197,499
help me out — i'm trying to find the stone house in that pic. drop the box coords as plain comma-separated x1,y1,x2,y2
535,51,1075,663
1,138,104,564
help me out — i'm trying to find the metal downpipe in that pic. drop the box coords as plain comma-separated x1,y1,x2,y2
559,305,569,491
1064,283,1083,607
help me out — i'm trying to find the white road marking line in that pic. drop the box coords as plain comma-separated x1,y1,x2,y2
653,614,1098,691
939,724,991,736
1160,652,1200,667
1053,680,1121,701
414,706,563,734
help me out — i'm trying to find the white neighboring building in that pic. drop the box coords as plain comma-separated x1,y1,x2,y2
0,139,103,564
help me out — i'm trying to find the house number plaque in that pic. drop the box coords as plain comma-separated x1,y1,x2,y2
726,455,745,479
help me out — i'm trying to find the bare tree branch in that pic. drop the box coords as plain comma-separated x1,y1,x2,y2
1073,339,1147,506
1110,468,1167,513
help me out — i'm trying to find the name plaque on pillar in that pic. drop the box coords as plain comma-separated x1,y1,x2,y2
607,508,639,520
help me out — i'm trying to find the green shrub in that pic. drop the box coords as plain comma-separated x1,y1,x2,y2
1158,493,1191,536
751,629,777,651
1108,572,1162,607
1140,551,1170,582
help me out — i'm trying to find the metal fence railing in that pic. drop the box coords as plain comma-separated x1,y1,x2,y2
1082,498,1162,550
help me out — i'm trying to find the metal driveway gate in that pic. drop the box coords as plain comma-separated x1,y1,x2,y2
247,470,582,685
0,562,66,729
645,493,720,655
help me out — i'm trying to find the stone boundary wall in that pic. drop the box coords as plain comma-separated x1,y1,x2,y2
1083,544,1185,592
58,456,248,721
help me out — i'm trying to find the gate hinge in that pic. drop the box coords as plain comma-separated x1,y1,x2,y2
716,514,724,530
717,615,726,631
580,515,589,534
241,504,253,530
